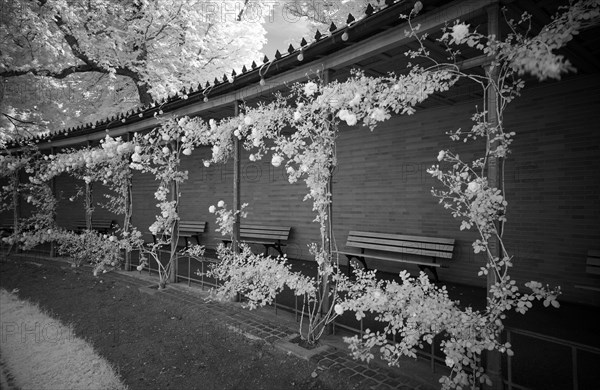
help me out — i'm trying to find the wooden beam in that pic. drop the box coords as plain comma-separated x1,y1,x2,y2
232,101,241,255
484,4,504,390
517,0,600,73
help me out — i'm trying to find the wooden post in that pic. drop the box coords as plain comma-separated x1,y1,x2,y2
49,147,57,257
124,174,133,270
169,140,179,283
485,4,504,390
11,169,20,254
230,101,242,302
85,181,93,230
232,101,241,254
85,141,93,230
123,134,132,270
320,69,335,335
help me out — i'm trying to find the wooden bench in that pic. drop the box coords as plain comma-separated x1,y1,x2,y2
223,224,291,257
152,221,206,248
334,231,455,282
575,250,600,292
585,250,600,275
0,223,13,236
75,219,115,234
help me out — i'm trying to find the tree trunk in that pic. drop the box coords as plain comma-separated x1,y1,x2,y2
134,81,153,106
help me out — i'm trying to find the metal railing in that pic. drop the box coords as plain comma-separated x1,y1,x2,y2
504,327,600,390
125,249,600,389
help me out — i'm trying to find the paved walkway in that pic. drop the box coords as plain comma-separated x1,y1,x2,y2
110,270,442,390
4,251,443,390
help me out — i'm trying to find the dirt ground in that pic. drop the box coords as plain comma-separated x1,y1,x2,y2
0,257,355,390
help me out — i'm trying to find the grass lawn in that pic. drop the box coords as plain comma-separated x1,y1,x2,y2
0,257,355,390
0,288,127,390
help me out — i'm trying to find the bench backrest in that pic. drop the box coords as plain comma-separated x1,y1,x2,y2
346,231,455,259
240,224,290,241
178,221,206,233
75,219,114,231
586,250,600,275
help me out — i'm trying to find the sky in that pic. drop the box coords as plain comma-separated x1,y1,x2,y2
260,3,313,59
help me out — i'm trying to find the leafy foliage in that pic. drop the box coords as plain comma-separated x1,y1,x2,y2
1,0,268,134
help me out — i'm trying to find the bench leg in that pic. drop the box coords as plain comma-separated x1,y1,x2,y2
418,265,439,283
346,255,367,277
262,243,284,258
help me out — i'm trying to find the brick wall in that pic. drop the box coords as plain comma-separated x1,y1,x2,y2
124,74,600,306
330,74,600,306
10,74,597,306
53,173,120,230
502,75,600,306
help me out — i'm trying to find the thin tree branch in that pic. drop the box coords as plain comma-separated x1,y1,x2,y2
1,64,96,79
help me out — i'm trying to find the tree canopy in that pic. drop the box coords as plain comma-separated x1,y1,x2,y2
0,0,269,137
0,0,388,142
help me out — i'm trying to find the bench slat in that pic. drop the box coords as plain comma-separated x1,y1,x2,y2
240,227,289,233
179,222,206,233
243,239,277,246
240,230,289,236
241,233,290,240
239,225,290,241
241,228,289,235
75,219,114,232
586,266,600,275
588,250,600,258
351,242,453,259
333,250,442,268
242,224,290,231
586,250,600,275
349,230,455,246
160,221,206,235
347,236,454,254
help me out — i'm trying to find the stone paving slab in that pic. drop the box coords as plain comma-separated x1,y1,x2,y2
109,270,441,390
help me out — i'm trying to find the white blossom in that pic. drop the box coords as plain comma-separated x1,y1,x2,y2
334,304,344,315
349,93,361,106
304,82,318,97
271,154,284,167
345,113,357,126
451,23,470,43
467,181,480,193
370,108,388,122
